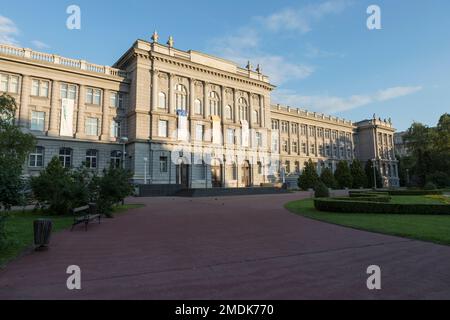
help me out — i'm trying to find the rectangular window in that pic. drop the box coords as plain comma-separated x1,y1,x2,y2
30,111,45,131
301,125,307,136
310,143,316,155
271,120,279,130
292,141,298,154
159,156,168,173
301,142,307,154
0,74,19,94
282,140,288,152
59,148,72,168
227,128,235,144
86,88,102,105
196,124,204,141
158,120,168,137
256,132,262,148
29,146,44,167
31,79,49,97
85,117,99,136
110,120,121,138
85,150,98,169
110,92,117,107
60,83,77,99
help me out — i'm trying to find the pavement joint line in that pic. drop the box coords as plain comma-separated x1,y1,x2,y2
20,238,414,288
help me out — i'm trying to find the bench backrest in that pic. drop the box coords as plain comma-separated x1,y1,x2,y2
72,205,90,214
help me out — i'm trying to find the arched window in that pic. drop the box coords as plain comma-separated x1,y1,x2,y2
238,97,248,121
209,91,220,116
158,92,166,109
175,84,187,111
194,99,202,115
225,105,232,120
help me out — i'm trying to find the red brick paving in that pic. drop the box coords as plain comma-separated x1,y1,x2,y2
1,192,450,300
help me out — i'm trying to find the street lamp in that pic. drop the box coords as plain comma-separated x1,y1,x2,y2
371,158,377,190
119,137,128,169
143,157,148,184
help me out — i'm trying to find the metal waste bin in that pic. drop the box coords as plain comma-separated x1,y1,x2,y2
34,219,52,250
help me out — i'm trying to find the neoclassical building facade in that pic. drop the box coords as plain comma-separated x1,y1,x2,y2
0,35,399,188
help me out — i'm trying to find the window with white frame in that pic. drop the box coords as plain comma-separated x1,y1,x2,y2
29,146,44,167
292,141,298,154
85,149,98,169
110,150,122,168
291,123,298,134
86,88,102,105
194,99,202,115
227,128,235,144
158,92,167,109
60,83,77,100
110,92,124,108
158,120,168,137
110,120,121,138
59,148,72,168
31,79,49,97
301,142,307,154
0,73,19,94
310,143,316,155
85,117,99,136
301,125,307,136
271,120,279,130
209,91,220,116
160,156,168,172
281,121,289,133
196,124,204,141
175,84,187,111
30,111,45,131
238,97,247,120
282,140,288,152
256,132,262,148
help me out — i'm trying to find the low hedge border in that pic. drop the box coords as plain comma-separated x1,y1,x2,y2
314,198,450,215
388,190,443,196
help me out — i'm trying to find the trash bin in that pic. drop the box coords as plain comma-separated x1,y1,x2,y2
34,219,52,250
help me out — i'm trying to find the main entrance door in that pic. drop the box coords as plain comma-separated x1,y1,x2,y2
211,159,222,188
242,161,251,187
176,162,189,188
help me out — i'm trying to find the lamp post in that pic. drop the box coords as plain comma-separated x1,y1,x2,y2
143,157,148,184
372,158,377,190
119,137,128,169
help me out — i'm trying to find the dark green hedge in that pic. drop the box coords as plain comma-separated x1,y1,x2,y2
348,191,391,202
314,198,450,215
387,190,443,196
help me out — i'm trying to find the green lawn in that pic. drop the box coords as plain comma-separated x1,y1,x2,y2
0,204,144,267
285,198,450,246
389,195,443,204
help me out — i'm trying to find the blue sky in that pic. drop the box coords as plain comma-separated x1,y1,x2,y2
1,0,449,131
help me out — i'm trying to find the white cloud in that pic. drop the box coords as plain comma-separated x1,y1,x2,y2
272,86,423,114
259,0,352,34
0,15,19,45
31,40,50,50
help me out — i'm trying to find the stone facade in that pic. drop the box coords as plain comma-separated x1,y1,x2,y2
0,37,399,188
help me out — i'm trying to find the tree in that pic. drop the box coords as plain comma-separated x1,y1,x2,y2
334,161,353,189
364,160,382,189
0,94,35,211
350,160,367,189
298,159,319,190
320,167,336,189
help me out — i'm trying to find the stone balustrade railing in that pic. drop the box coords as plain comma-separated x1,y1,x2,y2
0,43,127,78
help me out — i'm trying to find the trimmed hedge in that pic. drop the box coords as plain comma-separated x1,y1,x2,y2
314,198,450,215
347,191,391,202
388,190,443,196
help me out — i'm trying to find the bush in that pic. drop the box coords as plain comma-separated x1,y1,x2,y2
320,168,337,189
388,189,443,196
426,172,450,188
0,213,7,250
314,182,330,198
350,160,367,189
334,161,353,189
298,159,319,191
314,198,450,215
424,182,437,190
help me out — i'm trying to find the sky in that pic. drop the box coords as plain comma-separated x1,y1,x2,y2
1,0,449,131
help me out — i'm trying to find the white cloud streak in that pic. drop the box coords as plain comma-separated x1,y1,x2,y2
272,86,423,114
0,15,19,45
31,40,50,50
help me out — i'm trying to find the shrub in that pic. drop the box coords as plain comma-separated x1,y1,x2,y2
426,172,450,188
350,160,367,189
314,182,330,198
320,168,337,189
298,159,319,191
424,182,437,190
388,189,443,196
314,198,450,215
334,161,353,189
0,213,7,250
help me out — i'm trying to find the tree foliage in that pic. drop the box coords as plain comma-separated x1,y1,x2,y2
364,160,383,189
298,159,319,190
334,161,353,189
0,94,36,211
350,160,367,189
320,167,337,189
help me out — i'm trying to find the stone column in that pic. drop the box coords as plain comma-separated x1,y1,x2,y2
101,89,110,141
19,75,30,128
152,70,159,111
75,85,86,139
220,86,225,123
189,78,195,116
233,89,239,124
204,81,209,119
48,79,60,136
168,73,174,114
248,93,253,127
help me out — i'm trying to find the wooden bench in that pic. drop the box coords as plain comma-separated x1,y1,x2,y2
71,203,101,231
